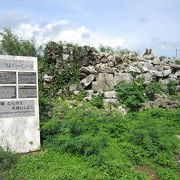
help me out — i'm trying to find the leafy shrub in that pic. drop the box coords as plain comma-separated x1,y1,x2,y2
128,118,178,157
40,41,83,97
42,104,109,156
68,90,87,101
145,81,162,101
170,95,180,102
90,94,104,109
166,80,178,95
156,167,180,180
5,106,180,179
99,45,114,53
0,147,19,171
115,78,146,111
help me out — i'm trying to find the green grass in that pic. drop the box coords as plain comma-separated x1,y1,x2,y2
6,150,109,180
2,101,180,179
6,149,149,180
170,95,180,102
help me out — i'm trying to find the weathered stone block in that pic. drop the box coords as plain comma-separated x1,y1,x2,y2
80,74,95,88
168,74,178,79
163,69,172,77
114,73,133,85
73,91,80,95
95,63,115,74
86,90,94,97
43,74,53,83
176,86,180,92
170,64,180,69
128,66,141,73
175,70,180,77
103,99,119,104
152,57,160,65
154,71,163,77
92,73,107,91
69,84,79,92
104,91,117,99
104,73,114,89
139,73,152,83
80,66,97,75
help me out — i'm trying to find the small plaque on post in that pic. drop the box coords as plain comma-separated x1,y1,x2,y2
0,100,35,118
18,72,36,84
0,71,16,84
0,86,16,99
19,86,37,98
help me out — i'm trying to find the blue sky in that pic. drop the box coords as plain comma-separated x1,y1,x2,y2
0,0,180,57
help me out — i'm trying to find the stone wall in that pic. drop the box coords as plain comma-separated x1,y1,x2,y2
64,48,180,92
43,46,180,110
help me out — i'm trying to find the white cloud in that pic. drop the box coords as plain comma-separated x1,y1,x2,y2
12,22,125,49
13,20,70,46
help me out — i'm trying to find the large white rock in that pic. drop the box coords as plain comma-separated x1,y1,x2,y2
104,91,117,99
80,74,95,88
73,91,80,95
107,61,115,67
80,66,97,75
169,74,178,79
139,73,152,83
176,86,180,92
163,65,171,70
154,71,163,77
104,73,114,89
170,64,180,69
95,63,115,74
43,74,53,83
163,69,172,77
141,65,149,73
114,73,133,85
69,84,79,92
168,78,179,83
152,57,160,65
160,79,169,85
127,66,141,73
92,73,107,91
86,90,94,97
103,99,119,104
175,70,180,76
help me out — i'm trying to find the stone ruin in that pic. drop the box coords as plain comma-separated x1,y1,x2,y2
43,46,180,111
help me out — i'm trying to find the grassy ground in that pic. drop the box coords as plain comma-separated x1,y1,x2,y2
1,101,180,179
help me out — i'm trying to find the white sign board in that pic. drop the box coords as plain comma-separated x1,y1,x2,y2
0,55,40,153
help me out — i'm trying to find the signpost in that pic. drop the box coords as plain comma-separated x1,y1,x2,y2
0,55,40,153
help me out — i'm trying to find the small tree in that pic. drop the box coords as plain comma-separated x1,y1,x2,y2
0,28,37,56
99,45,114,53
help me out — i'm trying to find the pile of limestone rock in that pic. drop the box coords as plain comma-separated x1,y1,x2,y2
68,49,180,91
43,47,180,111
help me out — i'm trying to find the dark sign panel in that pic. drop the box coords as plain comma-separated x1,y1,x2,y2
18,72,36,84
0,86,16,99
0,100,35,118
0,71,16,84
19,86,37,98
